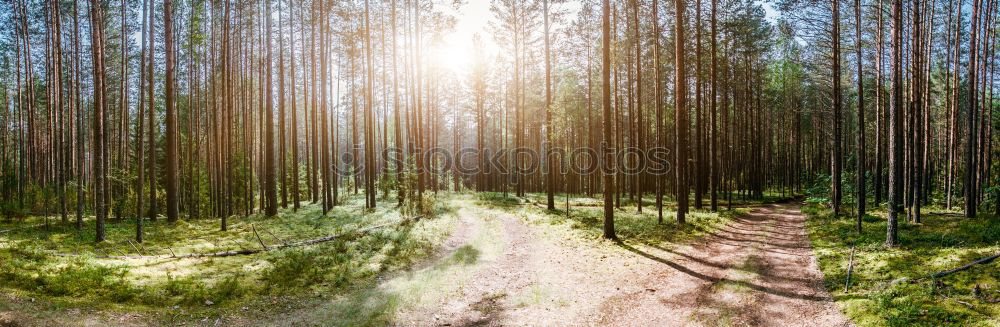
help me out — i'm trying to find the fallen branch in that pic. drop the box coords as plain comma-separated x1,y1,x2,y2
251,224,269,251
922,253,1000,280
263,228,288,246
844,245,856,292
112,243,129,257
127,239,144,256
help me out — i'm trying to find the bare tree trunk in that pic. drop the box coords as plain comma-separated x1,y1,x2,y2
278,0,288,209
675,0,689,224
74,0,84,230
966,0,982,218
653,0,664,222
602,0,617,239
89,0,108,242
875,0,885,205
289,0,300,210
264,0,278,217
136,0,150,242
855,0,866,232
710,0,718,211
364,0,378,208
164,0,179,222
831,0,843,217
887,0,903,247
545,0,555,210
947,0,962,210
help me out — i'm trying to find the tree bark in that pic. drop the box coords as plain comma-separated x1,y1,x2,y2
675,0,689,224
89,0,108,242
602,0,617,239
855,0,866,232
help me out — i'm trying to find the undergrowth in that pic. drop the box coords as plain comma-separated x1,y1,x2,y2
476,192,754,246
803,204,1000,326
0,193,449,323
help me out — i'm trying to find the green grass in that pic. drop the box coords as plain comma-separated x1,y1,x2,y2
0,193,454,324
803,204,1000,327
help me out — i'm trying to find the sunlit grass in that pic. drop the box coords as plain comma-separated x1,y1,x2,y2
803,204,1000,326
481,192,756,246
0,192,455,323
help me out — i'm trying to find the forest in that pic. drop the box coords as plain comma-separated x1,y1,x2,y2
0,0,998,325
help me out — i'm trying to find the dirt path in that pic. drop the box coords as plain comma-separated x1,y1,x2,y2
601,204,849,326
389,203,848,326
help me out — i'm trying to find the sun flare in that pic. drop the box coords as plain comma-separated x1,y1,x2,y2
429,38,474,74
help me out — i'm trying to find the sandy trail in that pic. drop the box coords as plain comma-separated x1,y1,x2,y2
391,203,849,326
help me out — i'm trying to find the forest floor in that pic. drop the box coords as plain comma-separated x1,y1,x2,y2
802,202,1000,326
257,196,847,326
0,193,851,326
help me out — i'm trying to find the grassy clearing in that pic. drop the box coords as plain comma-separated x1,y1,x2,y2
282,196,506,326
0,193,456,324
803,204,1000,327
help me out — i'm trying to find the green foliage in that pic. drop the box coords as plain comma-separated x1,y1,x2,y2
402,193,437,218
0,246,49,290
476,192,521,208
0,201,30,221
0,251,137,303
983,186,1000,215
38,260,137,303
260,248,340,292
395,161,439,218
159,274,248,306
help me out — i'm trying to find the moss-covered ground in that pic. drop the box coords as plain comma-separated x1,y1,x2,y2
0,193,456,324
803,203,1000,326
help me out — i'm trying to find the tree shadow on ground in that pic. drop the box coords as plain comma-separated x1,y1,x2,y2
616,241,829,302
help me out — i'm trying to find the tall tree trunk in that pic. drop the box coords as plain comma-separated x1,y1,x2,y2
947,0,962,210
633,0,644,213
545,0,555,210
887,0,903,247
309,0,319,205
909,0,924,223
278,0,288,209
89,0,108,242
855,0,866,231
966,0,982,218
74,0,84,230
831,0,843,217
165,0,180,222
264,0,278,217
694,0,704,210
710,0,718,211
675,0,689,224
653,0,664,222
602,0,617,239
364,0,378,209
289,0,300,210
875,0,885,205
136,0,149,242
